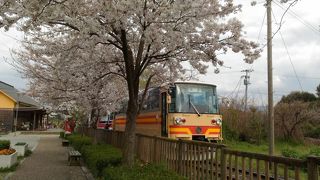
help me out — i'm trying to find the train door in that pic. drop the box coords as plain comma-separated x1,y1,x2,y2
161,92,168,137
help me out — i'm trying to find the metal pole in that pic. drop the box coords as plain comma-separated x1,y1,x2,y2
267,0,274,156
245,76,248,111
33,111,36,131
14,94,19,134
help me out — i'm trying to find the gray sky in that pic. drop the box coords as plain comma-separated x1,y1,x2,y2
201,0,320,105
0,27,26,90
0,0,319,105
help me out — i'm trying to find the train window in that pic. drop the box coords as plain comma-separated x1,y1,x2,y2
175,83,218,114
168,86,176,112
141,88,160,112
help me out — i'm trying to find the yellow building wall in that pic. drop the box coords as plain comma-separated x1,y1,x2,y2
0,91,15,109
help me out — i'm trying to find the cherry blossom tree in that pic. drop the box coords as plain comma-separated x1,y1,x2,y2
11,32,127,124
1,0,262,166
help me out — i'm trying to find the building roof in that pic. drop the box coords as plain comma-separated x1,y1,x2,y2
0,81,40,107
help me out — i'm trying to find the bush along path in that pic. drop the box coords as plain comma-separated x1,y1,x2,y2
66,134,186,180
7,135,87,180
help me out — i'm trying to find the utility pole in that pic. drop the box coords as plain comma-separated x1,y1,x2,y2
267,0,274,156
241,69,253,111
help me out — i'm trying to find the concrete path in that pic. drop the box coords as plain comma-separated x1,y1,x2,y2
7,135,87,180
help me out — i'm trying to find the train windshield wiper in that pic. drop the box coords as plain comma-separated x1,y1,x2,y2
188,95,200,116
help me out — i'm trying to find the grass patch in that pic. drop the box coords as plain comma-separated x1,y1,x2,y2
224,139,319,159
0,163,18,173
17,156,24,160
224,140,269,154
103,163,187,180
24,149,32,157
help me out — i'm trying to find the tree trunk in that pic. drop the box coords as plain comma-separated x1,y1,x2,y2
120,28,142,167
122,75,139,167
123,98,138,167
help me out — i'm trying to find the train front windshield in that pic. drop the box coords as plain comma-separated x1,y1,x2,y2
175,83,218,114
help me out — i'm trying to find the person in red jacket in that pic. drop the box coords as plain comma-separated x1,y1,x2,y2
69,119,76,133
64,119,71,134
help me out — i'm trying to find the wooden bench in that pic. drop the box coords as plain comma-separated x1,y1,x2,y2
62,139,69,146
68,149,81,166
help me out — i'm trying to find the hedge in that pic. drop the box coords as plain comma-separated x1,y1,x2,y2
103,163,187,180
59,131,65,139
82,144,122,177
66,134,92,151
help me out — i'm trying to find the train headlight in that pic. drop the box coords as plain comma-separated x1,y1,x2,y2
216,118,222,126
174,117,186,125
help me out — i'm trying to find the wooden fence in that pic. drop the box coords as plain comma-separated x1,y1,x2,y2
80,128,320,180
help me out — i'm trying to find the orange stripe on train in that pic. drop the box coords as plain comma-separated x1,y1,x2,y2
115,115,161,125
169,125,221,135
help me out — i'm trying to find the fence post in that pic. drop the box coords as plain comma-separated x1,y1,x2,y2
307,156,318,180
135,134,139,159
177,139,183,174
153,137,157,163
93,129,97,144
220,147,227,180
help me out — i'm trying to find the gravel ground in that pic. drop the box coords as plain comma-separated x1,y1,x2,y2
6,135,87,180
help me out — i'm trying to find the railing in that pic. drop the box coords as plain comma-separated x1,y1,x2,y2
135,134,226,180
307,156,320,180
80,128,320,180
222,149,307,180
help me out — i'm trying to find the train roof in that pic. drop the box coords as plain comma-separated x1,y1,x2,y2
174,81,217,87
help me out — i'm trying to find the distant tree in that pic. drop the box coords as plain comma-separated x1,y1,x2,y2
274,101,315,140
279,91,317,103
220,99,267,143
316,84,320,98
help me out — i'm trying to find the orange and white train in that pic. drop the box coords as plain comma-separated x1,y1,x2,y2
113,81,222,142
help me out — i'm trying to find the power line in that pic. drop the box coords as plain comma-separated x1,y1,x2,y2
271,9,303,91
261,0,298,49
234,78,243,100
257,10,267,42
273,0,320,36
227,76,243,99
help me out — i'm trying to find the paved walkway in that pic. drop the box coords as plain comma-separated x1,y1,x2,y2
7,135,87,180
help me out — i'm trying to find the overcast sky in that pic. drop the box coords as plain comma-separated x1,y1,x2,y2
201,0,320,105
0,0,319,106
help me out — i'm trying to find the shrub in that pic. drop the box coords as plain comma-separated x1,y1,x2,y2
25,149,32,157
0,140,10,150
103,163,186,180
82,144,122,177
59,131,65,139
15,142,26,146
222,123,238,141
304,127,320,139
66,134,92,151
281,148,301,159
